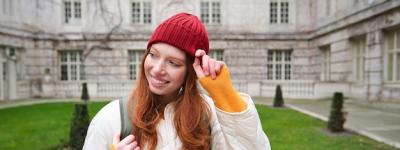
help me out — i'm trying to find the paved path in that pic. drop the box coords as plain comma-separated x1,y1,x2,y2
253,97,400,149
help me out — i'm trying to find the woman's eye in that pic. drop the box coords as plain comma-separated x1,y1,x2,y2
148,52,155,57
169,61,179,66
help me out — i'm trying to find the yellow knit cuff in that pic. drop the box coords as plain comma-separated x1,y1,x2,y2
199,66,246,112
110,144,116,150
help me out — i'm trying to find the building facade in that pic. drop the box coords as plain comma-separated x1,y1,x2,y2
0,0,400,101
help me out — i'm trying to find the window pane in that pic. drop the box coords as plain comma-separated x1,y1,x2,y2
71,65,77,80
388,53,393,81
276,51,282,62
132,2,140,23
267,51,273,62
80,64,85,80
61,65,68,80
61,52,68,62
284,51,291,61
387,32,394,50
212,2,220,24
396,31,400,49
270,2,278,24
143,2,152,24
280,2,289,23
70,51,77,62
64,2,71,23
74,2,81,18
397,52,400,81
129,51,144,80
267,64,273,80
285,64,291,80
276,64,282,80
201,2,209,23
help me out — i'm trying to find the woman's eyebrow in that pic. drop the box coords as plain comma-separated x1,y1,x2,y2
150,47,159,52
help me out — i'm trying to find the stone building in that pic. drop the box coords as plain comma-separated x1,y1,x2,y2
0,0,399,101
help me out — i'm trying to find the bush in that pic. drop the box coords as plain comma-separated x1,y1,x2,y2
327,92,346,132
81,83,90,101
69,103,90,150
273,85,284,107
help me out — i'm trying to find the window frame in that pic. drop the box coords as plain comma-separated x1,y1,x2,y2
320,46,331,81
131,0,152,25
266,50,292,81
384,30,400,83
59,50,85,81
270,0,289,24
200,0,221,25
63,0,82,25
351,36,366,83
209,49,224,61
128,50,145,80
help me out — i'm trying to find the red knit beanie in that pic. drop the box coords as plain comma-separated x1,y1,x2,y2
147,13,209,57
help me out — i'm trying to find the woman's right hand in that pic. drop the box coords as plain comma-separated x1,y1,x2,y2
112,133,140,150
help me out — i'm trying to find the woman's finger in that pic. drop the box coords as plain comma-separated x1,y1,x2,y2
209,58,216,79
120,135,134,145
215,61,224,74
193,57,205,78
195,49,206,57
202,55,210,76
112,133,121,150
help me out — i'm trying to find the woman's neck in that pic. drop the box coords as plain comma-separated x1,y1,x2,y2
157,91,180,105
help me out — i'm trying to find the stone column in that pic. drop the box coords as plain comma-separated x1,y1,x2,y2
8,60,17,100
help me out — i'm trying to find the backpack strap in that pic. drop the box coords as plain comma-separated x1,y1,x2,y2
119,96,135,140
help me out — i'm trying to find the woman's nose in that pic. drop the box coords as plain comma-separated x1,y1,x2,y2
152,61,166,75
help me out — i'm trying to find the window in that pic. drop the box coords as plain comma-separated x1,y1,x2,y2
64,0,81,24
200,0,221,25
320,46,331,81
351,37,366,82
2,62,6,81
209,50,223,61
270,0,289,24
129,50,145,80
326,0,331,16
2,0,13,16
385,30,400,82
131,1,152,24
267,50,292,80
59,51,84,81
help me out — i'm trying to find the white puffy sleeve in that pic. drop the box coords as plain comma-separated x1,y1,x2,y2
202,93,271,150
83,100,121,150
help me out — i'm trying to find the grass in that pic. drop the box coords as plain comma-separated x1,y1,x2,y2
0,101,108,150
257,105,397,150
0,102,397,150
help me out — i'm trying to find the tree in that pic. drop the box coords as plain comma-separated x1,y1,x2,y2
81,82,90,102
327,92,346,132
69,103,90,150
273,85,284,107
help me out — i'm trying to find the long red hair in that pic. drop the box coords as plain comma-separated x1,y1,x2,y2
128,48,211,150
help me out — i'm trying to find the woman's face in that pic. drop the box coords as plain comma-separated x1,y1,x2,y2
144,43,187,98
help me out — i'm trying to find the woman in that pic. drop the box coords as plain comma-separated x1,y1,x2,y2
83,13,270,150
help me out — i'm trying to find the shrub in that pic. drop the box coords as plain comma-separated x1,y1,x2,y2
327,92,346,132
69,103,90,150
81,83,89,101
273,85,284,107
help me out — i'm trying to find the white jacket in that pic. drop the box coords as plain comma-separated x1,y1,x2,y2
83,93,270,150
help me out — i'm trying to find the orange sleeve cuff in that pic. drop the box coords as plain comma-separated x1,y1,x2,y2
110,144,116,150
199,66,246,112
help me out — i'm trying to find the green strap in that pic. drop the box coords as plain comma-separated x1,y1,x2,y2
119,96,134,140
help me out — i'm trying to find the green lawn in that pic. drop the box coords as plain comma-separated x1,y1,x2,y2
0,102,397,150
257,105,397,150
0,101,108,150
